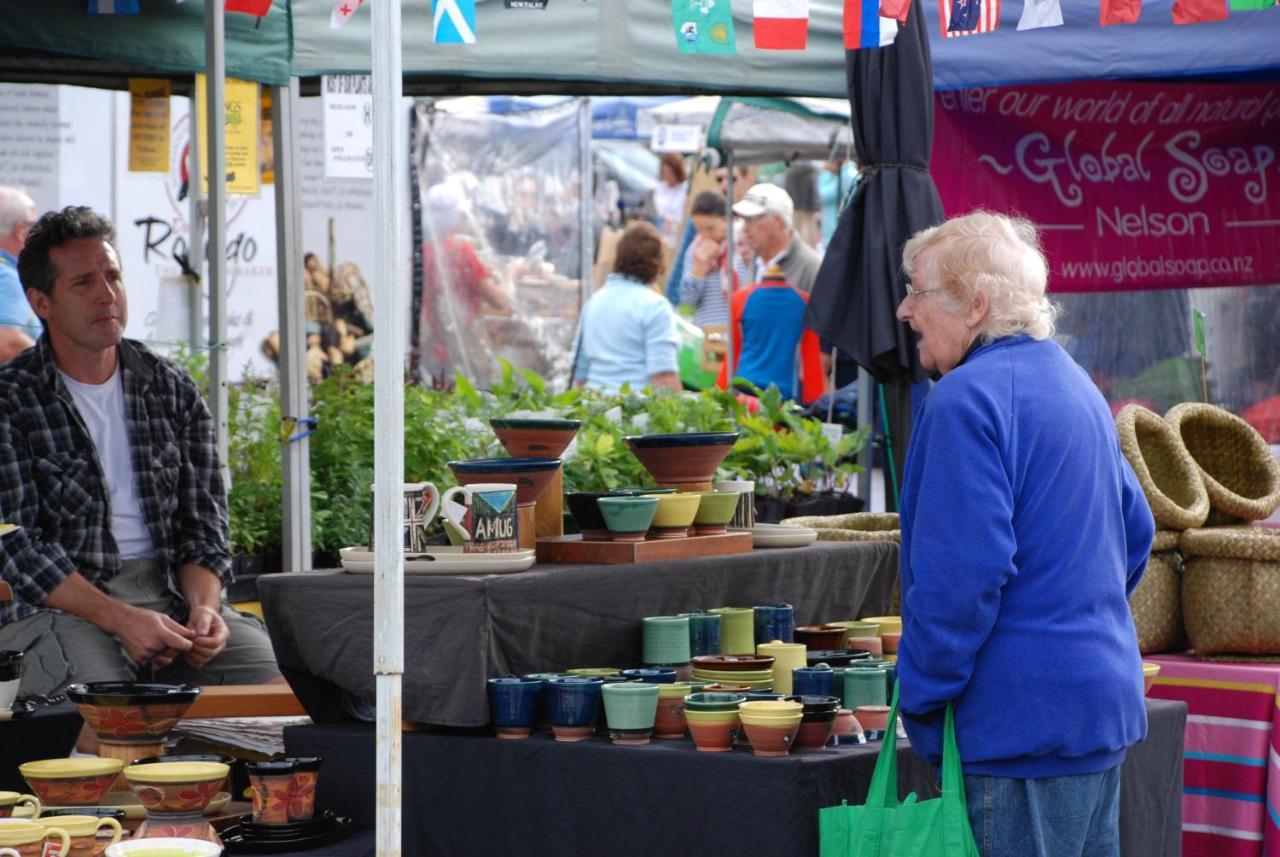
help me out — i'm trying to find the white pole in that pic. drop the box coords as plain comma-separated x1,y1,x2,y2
204,0,229,490
371,1,406,855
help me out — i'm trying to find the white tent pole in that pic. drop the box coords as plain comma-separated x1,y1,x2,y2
724,152,736,384
186,118,205,354
272,78,312,573
203,0,229,489
577,97,592,321
371,1,406,855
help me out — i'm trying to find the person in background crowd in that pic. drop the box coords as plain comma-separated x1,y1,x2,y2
664,164,752,303
718,264,824,405
0,207,284,752
0,187,40,363
783,162,821,248
677,191,732,328
733,183,821,295
819,157,859,249
572,221,680,393
894,210,1153,857
650,153,688,248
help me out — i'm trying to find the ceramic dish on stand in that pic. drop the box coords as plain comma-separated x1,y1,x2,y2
339,546,536,575
751,524,818,549
219,812,352,855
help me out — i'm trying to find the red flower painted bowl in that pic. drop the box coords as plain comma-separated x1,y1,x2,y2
66,683,201,745
19,757,125,807
123,762,230,815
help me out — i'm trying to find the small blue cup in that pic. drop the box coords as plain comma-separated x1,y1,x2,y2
684,612,723,658
792,665,836,698
622,667,677,684
753,602,794,644
548,677,604,742
487,676,543,739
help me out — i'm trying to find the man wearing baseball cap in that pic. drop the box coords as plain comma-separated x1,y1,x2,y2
732,183,821,295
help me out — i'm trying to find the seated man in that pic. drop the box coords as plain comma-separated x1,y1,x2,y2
0,207,282,747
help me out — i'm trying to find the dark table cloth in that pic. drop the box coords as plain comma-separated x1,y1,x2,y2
258,541,899,727
284,698,1184,857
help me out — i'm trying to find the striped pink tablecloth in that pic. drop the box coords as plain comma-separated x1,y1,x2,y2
1148,653,1280,857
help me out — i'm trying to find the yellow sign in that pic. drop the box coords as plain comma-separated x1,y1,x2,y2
127,78,171,173
195,73,261,197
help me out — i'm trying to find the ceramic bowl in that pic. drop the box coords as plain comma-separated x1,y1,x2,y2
794,626,849,650
690,668,772,682
881,631,901,654
737,710,803,756
682,692,746,712
683,708,741,752
826,620,881,641
20,758,125,807
123,762,230,814
691,491,740,535
597,496,659,542
854,704,892,732
739,700,805,721
1142,662,1161,695
489,418,581,458
860,616,902,635
104,837,223,856
696,660,773,680
448,457,561,506
649,493,701,538
623,432,739,492
65,683,201,746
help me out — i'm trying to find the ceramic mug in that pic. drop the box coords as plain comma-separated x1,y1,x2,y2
36,814,122,855
714,479,755,529
0,794,39,821
0,820,69,857
440,483,518,553
369,482,441,554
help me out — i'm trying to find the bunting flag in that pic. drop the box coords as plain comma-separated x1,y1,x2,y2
1172,0,1229,21
87,0,140,12
1017,0,1062,29
879,0,911,22
433,0,477,44
939,0,1000,36
1100,0,1142,25
225,0,272,14
753,0,811,50
844,0,900,47
1229,0,1275,8
331,0,366,28
671,0,738,54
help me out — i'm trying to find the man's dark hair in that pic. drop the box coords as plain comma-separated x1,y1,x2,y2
613,221,665,285
690,190,727,218
18,206,117,297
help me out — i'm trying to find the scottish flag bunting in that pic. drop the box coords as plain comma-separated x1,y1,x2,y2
434,0,478,44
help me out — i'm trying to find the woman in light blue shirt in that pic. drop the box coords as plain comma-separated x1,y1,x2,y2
572,222,681,393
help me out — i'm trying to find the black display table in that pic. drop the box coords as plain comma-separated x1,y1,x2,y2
258,541,899,727
284,698,1185,857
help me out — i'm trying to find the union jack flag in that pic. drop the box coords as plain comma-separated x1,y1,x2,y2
939,0,1001,36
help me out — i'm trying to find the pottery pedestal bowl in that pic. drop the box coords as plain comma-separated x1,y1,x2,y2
490,419,581,540
623,432,739,493
65,683,201,772
449,457,561,551
123,762,230,848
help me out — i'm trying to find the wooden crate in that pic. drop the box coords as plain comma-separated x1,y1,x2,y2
536,531,753,565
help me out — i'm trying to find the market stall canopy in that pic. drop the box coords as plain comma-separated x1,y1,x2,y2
639,96,854,163
0,0,292,89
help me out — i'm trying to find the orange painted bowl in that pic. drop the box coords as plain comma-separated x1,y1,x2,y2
623,432,739,492
1142,663,1161,695
489,418,581,458
122,762,229,815
65,683,201,745
19,758,124,807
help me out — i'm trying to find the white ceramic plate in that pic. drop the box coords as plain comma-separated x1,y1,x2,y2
751,524,818,549
339,546,536,575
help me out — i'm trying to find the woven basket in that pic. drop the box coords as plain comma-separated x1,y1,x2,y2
1128,552,1186,655
1151,530,1179,552
1166,403,1280,523
1115,405,1209,530
1181,526,1280,656
780,512,900,543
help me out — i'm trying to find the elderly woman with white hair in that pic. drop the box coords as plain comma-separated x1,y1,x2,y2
893,211,1154,857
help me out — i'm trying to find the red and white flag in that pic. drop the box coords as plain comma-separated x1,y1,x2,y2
1017,0,1062,29
331,0,366,28
1172,0,1229,22
938,0,1001,37
753,0,811,50
1100,0,1142,26
225,0,272,15
879,0,911,22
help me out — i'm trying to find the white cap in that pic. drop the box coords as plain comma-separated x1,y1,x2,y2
425,181,465,234
732,183,795,222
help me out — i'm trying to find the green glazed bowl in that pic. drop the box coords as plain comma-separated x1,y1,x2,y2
597,496,659,542
692,491,741,533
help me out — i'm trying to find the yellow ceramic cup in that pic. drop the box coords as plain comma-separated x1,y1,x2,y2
37,815,122,853
756,640,807,696
0,820,70,856
0,793,40,820
860,615,902,635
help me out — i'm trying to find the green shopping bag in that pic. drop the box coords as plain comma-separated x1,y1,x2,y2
819,685,979,857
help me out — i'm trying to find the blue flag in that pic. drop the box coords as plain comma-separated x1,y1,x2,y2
434,0,477,44
87,0,141,12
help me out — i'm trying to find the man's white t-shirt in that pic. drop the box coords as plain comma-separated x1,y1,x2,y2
60,366,156,559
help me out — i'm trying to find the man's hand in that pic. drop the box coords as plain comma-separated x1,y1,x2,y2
107,604,195,667
183,605,229,668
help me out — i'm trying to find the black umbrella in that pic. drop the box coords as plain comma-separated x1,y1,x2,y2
805,0,944,385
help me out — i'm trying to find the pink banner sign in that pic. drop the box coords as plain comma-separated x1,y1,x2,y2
931,81,1280,292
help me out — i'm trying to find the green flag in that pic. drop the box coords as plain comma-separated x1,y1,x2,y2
1229,0,1275,9
1192,308,1207,358
671,0,737,54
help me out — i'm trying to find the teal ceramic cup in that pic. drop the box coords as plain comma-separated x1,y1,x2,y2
601,681,661,745
597,496,659,542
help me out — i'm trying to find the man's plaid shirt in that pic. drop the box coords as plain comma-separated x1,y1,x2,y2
0,337,231,626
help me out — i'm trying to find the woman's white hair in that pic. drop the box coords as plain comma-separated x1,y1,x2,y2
902,210,1060,341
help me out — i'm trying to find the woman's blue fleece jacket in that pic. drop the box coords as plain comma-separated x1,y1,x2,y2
897,335,1155,779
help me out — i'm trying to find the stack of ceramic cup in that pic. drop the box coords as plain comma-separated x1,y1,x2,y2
691,654,775,690
642,616,692,677
710,607,756,654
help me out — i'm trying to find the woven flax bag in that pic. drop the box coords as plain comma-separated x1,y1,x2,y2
1181,527,1280,657
1128,531,1186,654
1165,403,1280,526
